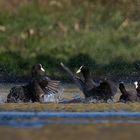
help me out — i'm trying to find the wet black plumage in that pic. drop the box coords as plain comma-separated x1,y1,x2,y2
7,79,45,103
119,83,138,102
32,64,61,95
7,64,61,103
76,65,117,101
7,82,40,103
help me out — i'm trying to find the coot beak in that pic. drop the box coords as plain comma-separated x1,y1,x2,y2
40,65,45,72
76,69,81,74
134,81,138,88
76,66,83,74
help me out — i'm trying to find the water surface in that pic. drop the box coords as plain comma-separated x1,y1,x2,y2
0,112,140,128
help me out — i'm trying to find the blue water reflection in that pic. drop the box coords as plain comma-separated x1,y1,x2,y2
0,112,140,128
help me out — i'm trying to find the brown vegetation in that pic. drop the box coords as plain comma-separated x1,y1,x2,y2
0,124,140,140
0,103,140,112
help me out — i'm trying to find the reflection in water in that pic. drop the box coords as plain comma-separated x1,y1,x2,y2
0,112,140,128
0,95,6,103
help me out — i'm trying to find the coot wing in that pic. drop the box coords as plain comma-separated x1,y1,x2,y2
105,79,117,96
39,76,61,94
99,79,117,96
75,76,86,92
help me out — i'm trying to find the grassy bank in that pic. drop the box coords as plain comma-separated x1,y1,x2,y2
0,0,140,78
0,103,140,112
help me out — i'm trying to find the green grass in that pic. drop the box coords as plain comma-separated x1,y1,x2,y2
0,0,140,78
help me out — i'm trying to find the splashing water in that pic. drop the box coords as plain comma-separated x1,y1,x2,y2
41,86,64,103
42,94,59,103
58,94,115,104
0,83,115,103
0,95,6,103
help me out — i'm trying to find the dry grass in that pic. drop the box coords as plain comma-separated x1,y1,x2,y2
0,103,140,112
0,124,140,140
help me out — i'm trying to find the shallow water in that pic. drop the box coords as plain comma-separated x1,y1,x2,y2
0,83,81,103
0,112,140,128
0,83,121,103
0,83,140,128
